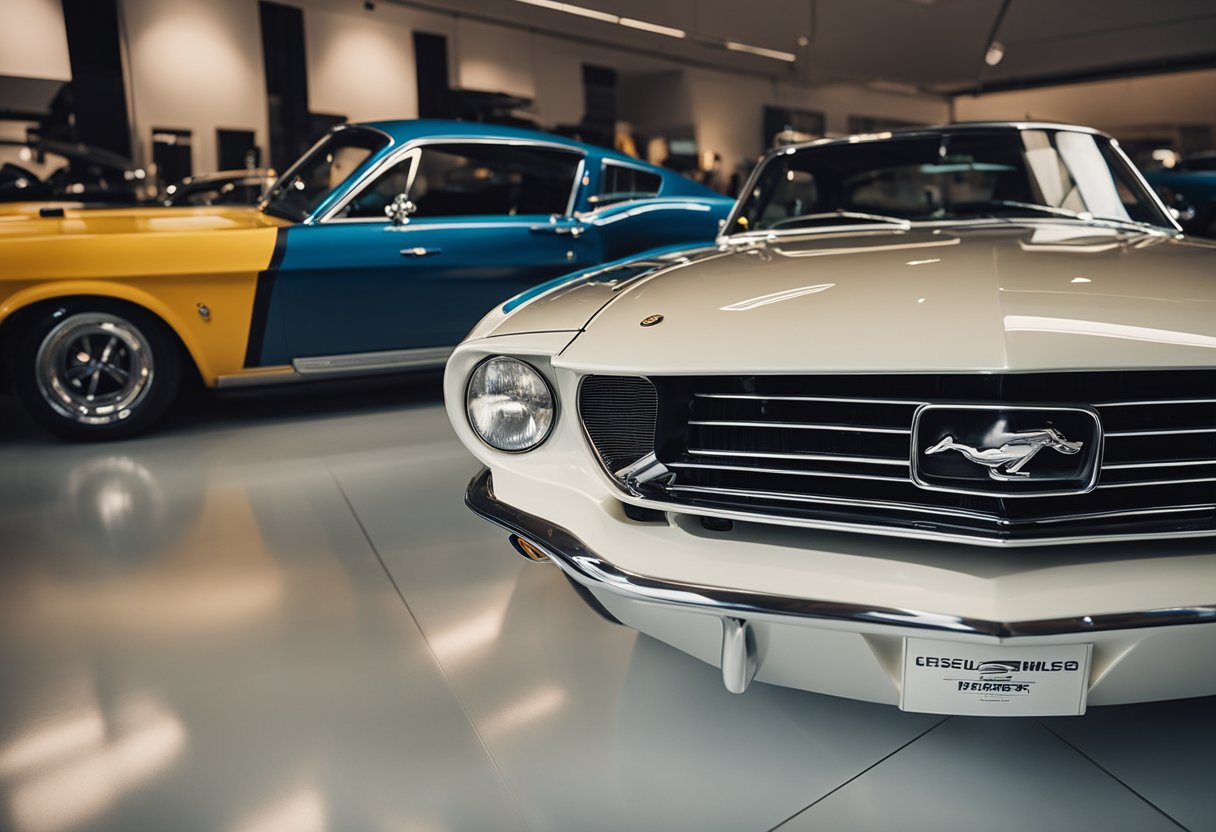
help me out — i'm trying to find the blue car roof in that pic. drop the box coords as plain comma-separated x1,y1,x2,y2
357,119,669,172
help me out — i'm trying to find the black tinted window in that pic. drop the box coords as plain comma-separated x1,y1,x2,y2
593,162,662,206
261,127,386,221
336,157,414,219
736,130,1172,231
410,143,581,217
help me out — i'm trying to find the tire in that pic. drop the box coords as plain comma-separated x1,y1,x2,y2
14,301,182,441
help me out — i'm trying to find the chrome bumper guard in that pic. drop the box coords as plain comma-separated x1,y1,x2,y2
466,468,1216,692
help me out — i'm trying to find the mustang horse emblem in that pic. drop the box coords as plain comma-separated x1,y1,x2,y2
924,427,1083,481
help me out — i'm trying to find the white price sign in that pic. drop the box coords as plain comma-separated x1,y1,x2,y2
901,637,1092,717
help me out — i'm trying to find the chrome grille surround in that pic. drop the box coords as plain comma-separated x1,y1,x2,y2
576,371,1216,546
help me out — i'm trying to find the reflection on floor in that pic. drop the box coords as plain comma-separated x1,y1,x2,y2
0,379,1211,832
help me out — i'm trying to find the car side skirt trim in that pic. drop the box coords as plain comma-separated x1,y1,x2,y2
292,345,454,376
465,467,1216,639
217,346,452,387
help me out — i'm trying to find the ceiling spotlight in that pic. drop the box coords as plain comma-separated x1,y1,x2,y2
725,41,797,63
984,40,1005,66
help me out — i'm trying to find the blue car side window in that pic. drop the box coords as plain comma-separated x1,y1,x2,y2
335,157,415,220
409,144,581,218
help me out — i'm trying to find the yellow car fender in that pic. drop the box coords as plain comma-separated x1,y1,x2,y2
0,280,223,382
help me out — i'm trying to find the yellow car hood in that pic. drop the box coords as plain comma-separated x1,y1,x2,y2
0,205,287,240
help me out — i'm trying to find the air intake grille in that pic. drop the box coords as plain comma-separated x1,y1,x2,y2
578,375,658,474
577,371,1216,546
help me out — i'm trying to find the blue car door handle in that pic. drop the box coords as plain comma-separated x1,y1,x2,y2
400,246,442,257
529,223,585,238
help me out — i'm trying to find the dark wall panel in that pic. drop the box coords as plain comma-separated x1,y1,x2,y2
60,0,131,158
413,31,451,119
259,1,311,170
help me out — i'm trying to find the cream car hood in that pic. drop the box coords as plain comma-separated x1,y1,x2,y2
551,223,1216,374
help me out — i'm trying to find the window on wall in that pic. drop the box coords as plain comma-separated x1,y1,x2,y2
590,162,662,206
408,144,582,217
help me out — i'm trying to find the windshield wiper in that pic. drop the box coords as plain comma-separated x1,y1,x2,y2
766,210,913,231
983,200,1089,220
955,200,1175,234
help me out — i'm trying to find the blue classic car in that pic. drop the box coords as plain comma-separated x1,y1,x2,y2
1143,152,1216,237
252,121,734,369
0,120,733,439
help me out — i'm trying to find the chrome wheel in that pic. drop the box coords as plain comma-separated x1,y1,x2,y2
34,312,155,426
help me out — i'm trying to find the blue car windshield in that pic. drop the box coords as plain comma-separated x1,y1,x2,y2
732,129,1174,233
261,127,389,222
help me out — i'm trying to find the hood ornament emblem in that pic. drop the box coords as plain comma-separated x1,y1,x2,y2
640,314,664,327
925,428,1083,481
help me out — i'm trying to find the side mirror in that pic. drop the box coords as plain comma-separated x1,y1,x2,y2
386,194,417,226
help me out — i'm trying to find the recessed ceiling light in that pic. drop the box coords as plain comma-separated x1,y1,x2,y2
619,17,685,38
725,41,796,62
513,0,684,37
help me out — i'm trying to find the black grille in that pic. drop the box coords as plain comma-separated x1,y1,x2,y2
578,376,658,474
578,371,1216,545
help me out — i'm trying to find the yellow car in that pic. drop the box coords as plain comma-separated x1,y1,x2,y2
0,120,731,439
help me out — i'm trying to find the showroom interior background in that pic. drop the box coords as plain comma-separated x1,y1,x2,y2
5,0,1216,193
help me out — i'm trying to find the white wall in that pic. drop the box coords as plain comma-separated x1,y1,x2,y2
290,0,458,123
0,0,71,81
954,69,1216,135
455,18,535,101
122,0,268,176
2,0,953,182
305,8,417,122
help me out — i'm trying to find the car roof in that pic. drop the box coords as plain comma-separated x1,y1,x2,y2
355,119,658,170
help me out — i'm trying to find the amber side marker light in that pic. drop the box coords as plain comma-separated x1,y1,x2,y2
509,534,550,563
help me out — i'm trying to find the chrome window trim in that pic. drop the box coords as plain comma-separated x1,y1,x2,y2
466,468,1216,637
314,136,587,224
590,157,664,205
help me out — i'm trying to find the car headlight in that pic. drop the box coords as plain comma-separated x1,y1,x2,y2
466,356,555,452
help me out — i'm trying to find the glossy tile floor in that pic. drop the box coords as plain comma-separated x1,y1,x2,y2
1,378,1212,832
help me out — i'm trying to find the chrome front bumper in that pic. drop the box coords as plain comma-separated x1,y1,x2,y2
466,468,1216,702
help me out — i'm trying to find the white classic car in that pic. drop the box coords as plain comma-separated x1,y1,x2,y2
444,123,1216,717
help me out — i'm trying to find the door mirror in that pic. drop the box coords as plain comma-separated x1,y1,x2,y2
385,194,417,225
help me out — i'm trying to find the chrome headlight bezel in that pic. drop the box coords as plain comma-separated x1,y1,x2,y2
464,356,557,453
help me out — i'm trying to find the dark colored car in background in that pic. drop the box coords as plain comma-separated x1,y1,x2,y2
161,169,276,207
1144,152,1216,237
0,138,148,206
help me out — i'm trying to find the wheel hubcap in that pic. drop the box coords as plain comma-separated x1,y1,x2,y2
35,313,155,425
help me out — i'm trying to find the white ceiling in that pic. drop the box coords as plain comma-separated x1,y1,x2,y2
399,0,1216,92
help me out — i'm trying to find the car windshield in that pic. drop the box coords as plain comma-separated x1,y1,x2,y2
731,129,1174,234
260,127,388,222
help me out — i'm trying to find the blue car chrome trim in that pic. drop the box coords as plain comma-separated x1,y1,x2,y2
465,467,1216,638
